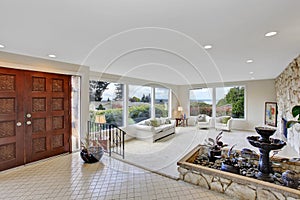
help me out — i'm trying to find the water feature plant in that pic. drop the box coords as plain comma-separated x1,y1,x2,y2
287,105,300,128
204,131,228,162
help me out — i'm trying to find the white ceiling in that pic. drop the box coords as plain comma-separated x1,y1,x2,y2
0,0,299,85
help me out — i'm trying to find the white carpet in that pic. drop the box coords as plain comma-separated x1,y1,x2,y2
114,127,299,179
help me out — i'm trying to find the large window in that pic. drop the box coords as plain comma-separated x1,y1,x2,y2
89,81,124,126
216,86,245,118
155,88,169,118
189,88,213,116
89,81,172,126
128,85,151,124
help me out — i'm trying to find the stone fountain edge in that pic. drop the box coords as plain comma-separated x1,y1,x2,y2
177,144,300,199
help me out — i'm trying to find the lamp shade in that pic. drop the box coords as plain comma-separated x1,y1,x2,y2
95,115,106,124
178,106,183,112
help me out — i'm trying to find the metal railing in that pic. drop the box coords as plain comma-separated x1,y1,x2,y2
88,121,126,159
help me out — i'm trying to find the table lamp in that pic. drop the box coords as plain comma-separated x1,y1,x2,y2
95,115,106,124
178,106,183,118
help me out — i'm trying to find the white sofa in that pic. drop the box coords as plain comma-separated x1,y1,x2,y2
132,118,176,142
215,116,233,131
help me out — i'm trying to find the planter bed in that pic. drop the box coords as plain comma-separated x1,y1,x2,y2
177,144,300,200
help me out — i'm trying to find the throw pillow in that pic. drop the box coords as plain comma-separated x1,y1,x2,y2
165,118,171,124
160,117,166,124
198,115,206,122
221,116,231,124
144,120,151,126
150,119,160,127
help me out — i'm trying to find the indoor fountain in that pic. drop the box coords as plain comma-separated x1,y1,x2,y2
247,126,286,182
177,127,300,199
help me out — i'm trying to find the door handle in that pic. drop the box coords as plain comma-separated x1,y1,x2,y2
26,121,32,125
16,122,22,127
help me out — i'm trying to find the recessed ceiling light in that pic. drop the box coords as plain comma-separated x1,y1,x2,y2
204,45,212,49
251,77,255,80
265,31,277,37
0,44,5,48
249,72,254,74
48,54,56,58
246,59,253,63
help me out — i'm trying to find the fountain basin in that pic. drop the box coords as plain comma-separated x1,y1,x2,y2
177,145,300,200
255,127,277,143
247,136,286,150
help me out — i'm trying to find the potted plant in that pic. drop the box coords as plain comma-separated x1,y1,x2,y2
80,132,104,163
286,105,300,128
205,131,228,162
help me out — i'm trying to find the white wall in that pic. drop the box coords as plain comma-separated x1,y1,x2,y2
174,79,276,131
244,79,276,130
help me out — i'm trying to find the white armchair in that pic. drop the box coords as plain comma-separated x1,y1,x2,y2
196,114,212,129
215,116,233,131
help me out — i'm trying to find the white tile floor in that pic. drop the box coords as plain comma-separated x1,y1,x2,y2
2,127,293,200
0,152,233,200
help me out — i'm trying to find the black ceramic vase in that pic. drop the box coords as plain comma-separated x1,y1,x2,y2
80,146,104,163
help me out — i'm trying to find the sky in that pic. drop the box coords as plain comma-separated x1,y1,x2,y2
102,82,235,101
102,83,169,100
190,87,232,101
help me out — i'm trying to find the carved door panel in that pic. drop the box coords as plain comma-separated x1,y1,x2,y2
0,68,25,171
0,67,71,171
24,72,71,163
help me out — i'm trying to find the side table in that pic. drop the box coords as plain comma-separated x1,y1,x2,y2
175,118,188,127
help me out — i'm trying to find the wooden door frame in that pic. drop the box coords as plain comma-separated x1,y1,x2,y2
0,66,72,170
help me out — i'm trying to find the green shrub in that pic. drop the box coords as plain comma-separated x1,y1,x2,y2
90,103,169,126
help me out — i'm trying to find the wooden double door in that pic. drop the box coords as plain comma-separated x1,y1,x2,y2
0,67,71,171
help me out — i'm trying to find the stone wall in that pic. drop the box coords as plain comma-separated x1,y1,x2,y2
275,55,300,153
178,166,299,200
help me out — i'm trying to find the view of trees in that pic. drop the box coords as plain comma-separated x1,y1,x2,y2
190,102,212,116
190,86,244,118
216,87,244,118
90,82,169,126
190,88,212,116
89,81,109,101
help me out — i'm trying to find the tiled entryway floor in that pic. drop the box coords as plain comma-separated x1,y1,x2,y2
0,153,233,200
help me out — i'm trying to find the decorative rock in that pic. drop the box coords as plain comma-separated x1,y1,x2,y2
202,173,213,183
179,174,184,180
178,167,188,175
198,174,210,189
220,177,231,185
272,191,287,200
184,172,200,185
257,189,279,200
210,177,224,193
287,197,298,200
225,182,256,200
